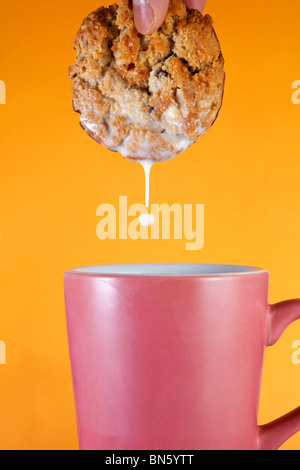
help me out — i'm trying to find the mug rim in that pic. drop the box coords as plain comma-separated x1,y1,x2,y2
64,263,268,277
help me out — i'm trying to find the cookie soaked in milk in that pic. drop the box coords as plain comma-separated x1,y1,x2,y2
139,160,155,227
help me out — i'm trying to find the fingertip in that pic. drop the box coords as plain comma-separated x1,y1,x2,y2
183,0,206,13
133,0,155,35
133,0,169,35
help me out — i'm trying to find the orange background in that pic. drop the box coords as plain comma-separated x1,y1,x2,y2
0,0,300,450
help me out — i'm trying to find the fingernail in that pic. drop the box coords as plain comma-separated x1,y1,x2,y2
133,0,155,34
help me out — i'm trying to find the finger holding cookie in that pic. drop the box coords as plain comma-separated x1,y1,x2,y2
133,0,206,35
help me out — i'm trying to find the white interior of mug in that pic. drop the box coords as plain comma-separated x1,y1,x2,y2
67,264,267,276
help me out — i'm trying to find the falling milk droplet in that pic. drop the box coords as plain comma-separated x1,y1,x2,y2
139,213,155,227
138,160,155,227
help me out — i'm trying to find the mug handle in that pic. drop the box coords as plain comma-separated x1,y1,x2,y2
258,299,300,450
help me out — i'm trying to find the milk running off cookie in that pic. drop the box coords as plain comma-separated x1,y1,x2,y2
139,160,154,226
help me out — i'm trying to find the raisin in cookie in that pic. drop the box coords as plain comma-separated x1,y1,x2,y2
69,0,225,162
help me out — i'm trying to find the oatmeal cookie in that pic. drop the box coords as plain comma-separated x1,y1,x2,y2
69,0,225,161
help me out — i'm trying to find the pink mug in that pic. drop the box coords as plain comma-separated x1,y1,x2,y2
64,263,300,450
